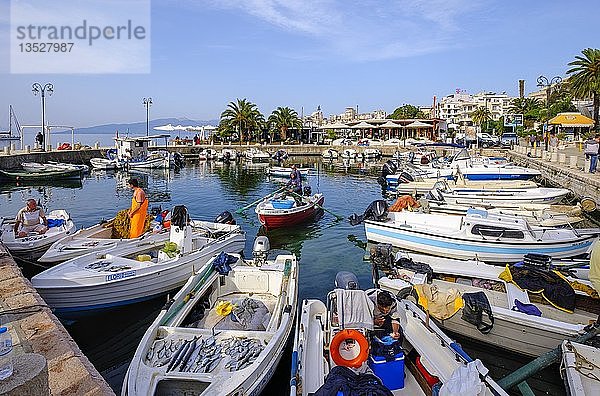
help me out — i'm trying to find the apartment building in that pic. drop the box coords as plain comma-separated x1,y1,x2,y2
438,91,515,129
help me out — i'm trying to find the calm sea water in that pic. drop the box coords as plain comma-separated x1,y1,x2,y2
0,157,565,395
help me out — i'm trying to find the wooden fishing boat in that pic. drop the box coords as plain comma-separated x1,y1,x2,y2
561,341,600,395
375,251,597,357
0,168,82,181
364,208,598,262
0,209,75,260
244,147,270,162
122,237,298,396
39,215,239,264
255,192,324,229
32,217,245,318
390,177,538,195
290,271,507,396
90,157,118,170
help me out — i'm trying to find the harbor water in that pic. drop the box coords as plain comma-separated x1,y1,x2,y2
0,157,567,395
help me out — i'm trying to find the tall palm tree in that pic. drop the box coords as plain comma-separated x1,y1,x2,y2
267,107,302,141
567,48,600,131
470,106,492,133
219,99,264,143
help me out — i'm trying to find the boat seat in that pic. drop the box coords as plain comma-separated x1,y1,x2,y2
505,282,530,309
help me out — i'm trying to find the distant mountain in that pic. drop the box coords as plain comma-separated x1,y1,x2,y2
67,117,219,135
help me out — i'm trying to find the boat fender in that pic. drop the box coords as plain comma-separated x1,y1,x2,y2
330,329,369,368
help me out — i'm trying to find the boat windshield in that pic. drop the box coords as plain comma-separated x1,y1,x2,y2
470,224,525,239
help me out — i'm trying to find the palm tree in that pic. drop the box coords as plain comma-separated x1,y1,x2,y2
470,106,492,133
508,97,543,128
267,107,302,141
567,48,600,131
219,99,264,143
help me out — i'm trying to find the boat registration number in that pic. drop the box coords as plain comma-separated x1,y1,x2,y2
106,270,136,282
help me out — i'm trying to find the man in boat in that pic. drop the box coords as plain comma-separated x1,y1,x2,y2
127,178,149,238
285,165,304,205
369,290,402,340
14,199,48,237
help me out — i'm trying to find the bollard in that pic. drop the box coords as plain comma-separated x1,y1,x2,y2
558,153,566,164
550,152,558,162
25,145,31,153
46,144,52,151
3,146,8,155
94,142,100,149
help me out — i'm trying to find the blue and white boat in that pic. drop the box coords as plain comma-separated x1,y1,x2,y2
364,208,598,262
31,218,245,319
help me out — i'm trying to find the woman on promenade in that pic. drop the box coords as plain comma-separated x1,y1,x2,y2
127,178,148,238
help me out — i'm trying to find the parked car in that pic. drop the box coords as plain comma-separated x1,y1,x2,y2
476,133,500,148
501,132,518,146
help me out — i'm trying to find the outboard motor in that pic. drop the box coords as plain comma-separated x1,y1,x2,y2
149,205,162,216
335,271,360,290
378,160,398,186
303,186,312,196
349,199,388,226
214,210,236,225
252,236,270,267
167,205,192,255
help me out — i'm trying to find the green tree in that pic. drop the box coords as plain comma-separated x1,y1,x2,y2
567,48,600,131
508,97,543,128
219,98,264,143
470,106,492,133
267,106,302,141
389,104,425,119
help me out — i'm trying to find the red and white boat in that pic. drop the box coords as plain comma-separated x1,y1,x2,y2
255,193,324,229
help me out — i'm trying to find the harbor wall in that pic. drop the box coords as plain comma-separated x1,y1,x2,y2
0,244,115,395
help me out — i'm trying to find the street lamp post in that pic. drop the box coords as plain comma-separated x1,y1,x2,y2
143,97,153,136
537,75,562,151
32,82,54,150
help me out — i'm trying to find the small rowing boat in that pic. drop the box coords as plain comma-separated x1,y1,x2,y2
255,192,324,229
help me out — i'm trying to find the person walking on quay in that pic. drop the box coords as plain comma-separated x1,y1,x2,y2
584,135,600,173
549,133,559,153
127,178,148,238
35,131,44,151
14,199,47,238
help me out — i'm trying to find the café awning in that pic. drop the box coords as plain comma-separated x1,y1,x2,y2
405,120,432,128
549,113,594,127
351,121,375,129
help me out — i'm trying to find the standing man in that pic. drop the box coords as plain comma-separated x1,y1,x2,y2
549,133,559,152
14,199,47,237
584,135,599,173
127,178,148,238
35,131,44,151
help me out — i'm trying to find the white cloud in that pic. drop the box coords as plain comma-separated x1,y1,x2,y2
196,0,485,61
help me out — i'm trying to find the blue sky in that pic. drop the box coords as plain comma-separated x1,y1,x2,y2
0,0,598,129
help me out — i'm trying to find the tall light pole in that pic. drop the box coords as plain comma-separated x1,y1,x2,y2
537,75,562,151
143,97,153,136
32,82,54,150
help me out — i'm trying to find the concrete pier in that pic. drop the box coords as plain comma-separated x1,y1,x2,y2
0,243,114,395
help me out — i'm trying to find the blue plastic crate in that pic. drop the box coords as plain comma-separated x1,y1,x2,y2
271,199,295,209
368,351,405,390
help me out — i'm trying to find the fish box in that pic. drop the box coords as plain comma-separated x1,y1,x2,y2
271,199,295,209
368,351,404,390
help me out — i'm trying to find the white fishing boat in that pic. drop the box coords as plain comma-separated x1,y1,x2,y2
266,166,315,179
429,180,570,206
217,148,239,162
363,208,598,262
198,148,218,161
122,237,298,396
39,211,238,264
244,147,270,162
21,161,88,173
32,211,246,318
115,135,173,169
363,148,382,159
90,157,118,170
390,176,538,195
341,148,359,159
0,209,75,260
322,148,339,159
400,197,584,227
561,341,600,396
290,271,507,396
375,251,597,357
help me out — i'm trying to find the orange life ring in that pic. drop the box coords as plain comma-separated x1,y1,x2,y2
330,329,369,368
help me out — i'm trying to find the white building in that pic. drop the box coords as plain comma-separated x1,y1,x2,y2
326,107,387,124
438,91,515,130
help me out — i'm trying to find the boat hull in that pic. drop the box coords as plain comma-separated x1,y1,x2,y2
257,195,324,229
364,219,595,262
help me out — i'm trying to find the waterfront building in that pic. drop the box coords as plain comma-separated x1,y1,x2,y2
438,91,515,133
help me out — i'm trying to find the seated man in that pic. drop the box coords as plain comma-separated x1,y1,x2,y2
369,289,402,339
14,199,48,237
285,170,304,205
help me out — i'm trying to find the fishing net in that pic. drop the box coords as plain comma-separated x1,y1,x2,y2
109,209,152,239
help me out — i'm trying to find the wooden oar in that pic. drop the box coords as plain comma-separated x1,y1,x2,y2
289,192,345,221
235,186,286,214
